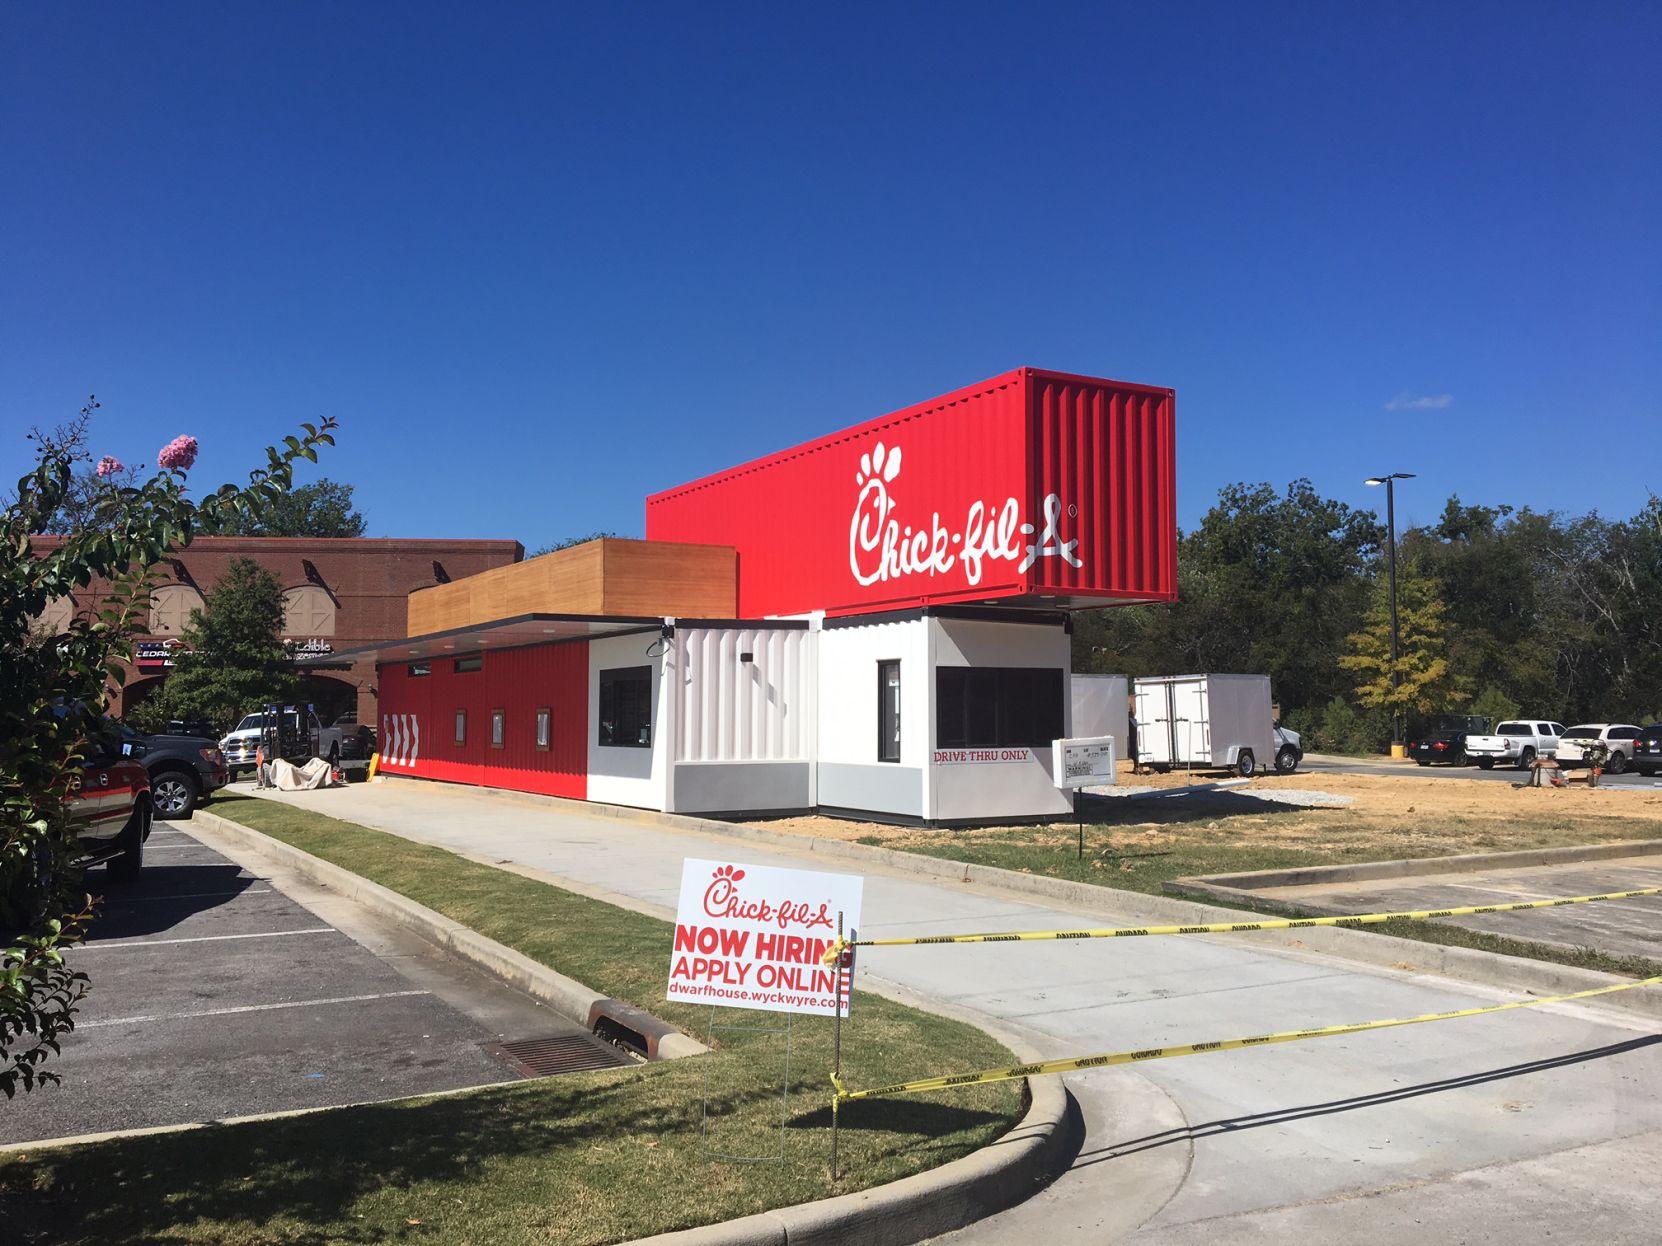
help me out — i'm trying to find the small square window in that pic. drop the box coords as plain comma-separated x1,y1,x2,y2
491,708,505,748
454,709,467,745
536,708,551,750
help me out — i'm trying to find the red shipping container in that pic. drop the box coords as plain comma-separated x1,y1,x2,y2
646,367,1176,618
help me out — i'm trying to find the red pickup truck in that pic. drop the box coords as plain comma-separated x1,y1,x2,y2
69,735,153,881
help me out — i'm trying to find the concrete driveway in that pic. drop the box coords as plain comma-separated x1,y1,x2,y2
254,781,1662,1243
2,818,618,1147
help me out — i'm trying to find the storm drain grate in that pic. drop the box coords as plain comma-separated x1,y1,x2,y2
488,1035,634,1078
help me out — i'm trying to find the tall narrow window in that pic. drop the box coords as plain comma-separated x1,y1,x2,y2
454,709,467,745
535,707,551,750
490,708,505,749
877,660,901,763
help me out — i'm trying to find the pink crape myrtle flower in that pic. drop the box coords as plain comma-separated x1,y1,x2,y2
95,455,125,478
156,435,199,471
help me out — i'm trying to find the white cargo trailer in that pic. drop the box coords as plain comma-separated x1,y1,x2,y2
1134,674,1280,777
1069,674,1129,762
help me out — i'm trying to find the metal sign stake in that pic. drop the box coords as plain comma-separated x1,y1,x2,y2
831,909,844,1181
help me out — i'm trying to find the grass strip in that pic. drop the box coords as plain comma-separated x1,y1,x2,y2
0,794,1021,1246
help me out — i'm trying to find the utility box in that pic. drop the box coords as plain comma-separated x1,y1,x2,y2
1070,674,1129,761
1133,674,1275,777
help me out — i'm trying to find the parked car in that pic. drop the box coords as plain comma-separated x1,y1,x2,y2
70,723,153,881
112,720,230,818
220,709,322,774
1464,720,1564,770
1635,723,1662,777
1556,724,1643,774
1408,713,1491,767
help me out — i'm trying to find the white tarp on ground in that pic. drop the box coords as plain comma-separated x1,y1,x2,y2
266,757,336,791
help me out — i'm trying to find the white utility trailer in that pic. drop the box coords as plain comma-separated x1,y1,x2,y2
1070,674,1129,762
1134,673,1283,777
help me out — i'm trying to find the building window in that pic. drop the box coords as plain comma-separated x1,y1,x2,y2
599,666,652,748
148,583,204,635
409,662,430,677
281,585,336,637
936,668,1063,750
454,655,483,673
491,708,505,749
877,660,901,763
454,709,467,745
536,708,551,750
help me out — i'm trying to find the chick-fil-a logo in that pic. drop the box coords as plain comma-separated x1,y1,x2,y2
849,441,1082,588
702,864,834,930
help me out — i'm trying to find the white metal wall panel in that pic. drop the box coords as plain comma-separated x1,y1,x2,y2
674,627,812,762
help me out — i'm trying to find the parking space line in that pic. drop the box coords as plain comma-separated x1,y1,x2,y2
73,928,335,951
105,888,274,902
81,989,434,1029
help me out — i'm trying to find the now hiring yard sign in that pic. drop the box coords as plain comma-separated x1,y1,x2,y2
667,858,864,1017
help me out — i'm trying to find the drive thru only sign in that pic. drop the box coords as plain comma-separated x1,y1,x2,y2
667,858,864,1017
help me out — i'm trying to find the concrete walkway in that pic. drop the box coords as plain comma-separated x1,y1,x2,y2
253,781,1662,1243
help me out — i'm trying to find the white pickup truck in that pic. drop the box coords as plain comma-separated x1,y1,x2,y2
1464,720,1564,770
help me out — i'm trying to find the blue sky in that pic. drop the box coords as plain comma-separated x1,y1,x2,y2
5,3,1658,547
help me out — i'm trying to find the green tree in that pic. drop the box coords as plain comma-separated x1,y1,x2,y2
3,401,335,1096
216,477,365,537
129,559,299,733
1340,568,1467,725
1075,479,1382,711
531,530,619,557
1469,683,1520,728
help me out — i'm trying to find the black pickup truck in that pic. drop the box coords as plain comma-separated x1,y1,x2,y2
112,720,230,819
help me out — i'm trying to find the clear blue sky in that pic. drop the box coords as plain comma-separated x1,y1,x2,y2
5,3,1658,546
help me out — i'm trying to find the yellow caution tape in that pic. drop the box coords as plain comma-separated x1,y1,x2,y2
834,974,1662,1102
819,886,1662,965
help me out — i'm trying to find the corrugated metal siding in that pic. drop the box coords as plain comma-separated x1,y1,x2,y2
675,627,812,761
1025,372,1177,601
376,642,588,798
647,368,1176,616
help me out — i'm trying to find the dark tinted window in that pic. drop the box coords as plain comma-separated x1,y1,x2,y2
454,655,482,673
1609,726,1640,741
599,666,652,747
1497,723,1529,736
936,668,1064,749
877,660,902,762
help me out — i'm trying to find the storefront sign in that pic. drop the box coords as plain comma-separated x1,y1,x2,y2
850,441,1081,589
932,747,1035,765
1051,736,1117,788
667,858,863,1017
285,638,335,656
134,640,182,668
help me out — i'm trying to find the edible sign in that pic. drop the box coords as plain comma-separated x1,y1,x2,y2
667,858,864,1017
1051,736,1117,789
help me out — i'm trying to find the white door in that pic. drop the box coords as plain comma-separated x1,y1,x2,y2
1170,678,1211,765
1134,683,1176,765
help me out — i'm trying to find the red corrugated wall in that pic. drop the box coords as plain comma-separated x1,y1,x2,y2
645,367,1176,617
1025,371,1177,601
377,642,588,798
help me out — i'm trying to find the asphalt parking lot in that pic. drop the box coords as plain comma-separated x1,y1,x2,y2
1303,753,1661,789
2,820,624,1147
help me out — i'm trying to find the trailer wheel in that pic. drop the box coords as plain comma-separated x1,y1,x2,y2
1236,750,1256,778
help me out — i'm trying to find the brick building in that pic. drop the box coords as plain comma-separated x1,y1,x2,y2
31,536,522,725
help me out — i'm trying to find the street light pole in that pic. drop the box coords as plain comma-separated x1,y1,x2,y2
1365,472,1416,754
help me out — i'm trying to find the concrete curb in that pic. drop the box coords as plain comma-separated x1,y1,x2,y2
190,809,707,1059
377,777,1662,1022
1172,836,1662,891
630,1059,1075,1246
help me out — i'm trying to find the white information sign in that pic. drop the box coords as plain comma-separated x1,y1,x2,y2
667,858,864,1017
1051,735,1117,789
